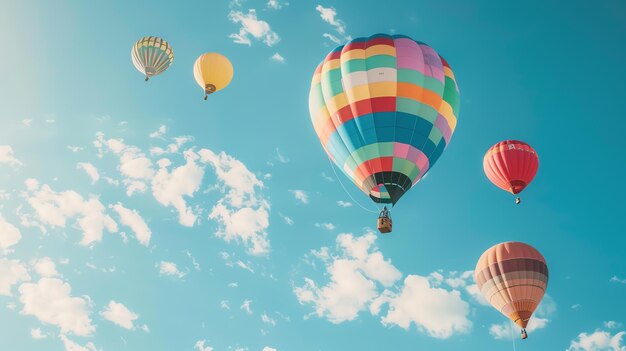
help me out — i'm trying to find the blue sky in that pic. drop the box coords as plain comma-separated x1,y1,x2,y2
1,0,626,350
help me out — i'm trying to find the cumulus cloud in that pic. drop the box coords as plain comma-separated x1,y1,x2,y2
93,132,154,195
294,232,402,324
158,261,186,278
67,146,83,153
32,257,59,278
271,53,286,63
263,348,277,351
22,119,33,127
0,258,31,296
19,278,95,336
22,180,118,246
267,0,287,10
315,222,336,230
373,275,472,338
195,340,214,351
279,213,293,225
110,202,151,246
0,213,22,253
152,151,204,227
149,125,167,139
295,232,472,338
77,163,100,184
59,334,98,351
0,145,22,166
289,190,309,204
228,9,280,46
30,328,46,339
100,300,140,330
261,313,277,326
336,200,352,208
200,149,270,256
568,329,626,350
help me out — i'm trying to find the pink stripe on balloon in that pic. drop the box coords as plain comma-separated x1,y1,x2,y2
393,143,410,158
435,114,452,144
394,39,426,74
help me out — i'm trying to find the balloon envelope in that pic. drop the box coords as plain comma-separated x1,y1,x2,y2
131,36,174,80
308,34,460,205
474,242,548,329
193,53,233,97
483,140,538,195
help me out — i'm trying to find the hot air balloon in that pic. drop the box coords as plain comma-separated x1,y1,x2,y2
193,53,234,100
483,140,538,204
475,242,548,339
131,36,174,81
308,34,460,233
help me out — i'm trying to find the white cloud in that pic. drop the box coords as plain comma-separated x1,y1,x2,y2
0,145,22,166
30,328,46,339
263,348,277,351
241,299,253,314
94,132,154,194
568,329,626,351
32,257,59,277
228,9,280,46
0,213,22,253
606,321,623,329
158,261,186,278
315,5,351,44
100,300,139,330
77,162,100,184
149,125,167,139
321,172,334,182
195,340,214,351
236,260,254,273
294,232,401,324
279,213,293,225
67,146,83,153
220,300,230,310
271,53,286,63
336,200,352,207
610,276,626,284
261,313,277,326
374,275,472,339
228,282,238,288
22,118,33,127
267,0,287,10
200,149,270,256
0,258,31,296
59,334,98,351
19,278,95,336
22,180,118,246
152,150,204,227
315,5,346,35
289,189,309,204
315,222,335,230
110,203,151,246
322,33,342,44
185,250,201,271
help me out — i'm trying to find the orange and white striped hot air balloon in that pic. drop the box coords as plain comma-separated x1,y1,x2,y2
474,242,548,339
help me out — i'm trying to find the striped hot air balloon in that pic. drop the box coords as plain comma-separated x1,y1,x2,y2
131,36,174,81
483,140,539,204
308,34,460,207
474,242,549,339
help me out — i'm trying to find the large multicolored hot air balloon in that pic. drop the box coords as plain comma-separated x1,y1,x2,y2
308,34,460,211
483,140,539,204
475,242,549,339
193,53,234,100
131,36,174,81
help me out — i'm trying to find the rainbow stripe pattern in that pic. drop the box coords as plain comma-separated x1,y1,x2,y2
308,34,460,205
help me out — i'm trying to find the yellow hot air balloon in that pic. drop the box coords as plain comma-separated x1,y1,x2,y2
193,53,233,100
